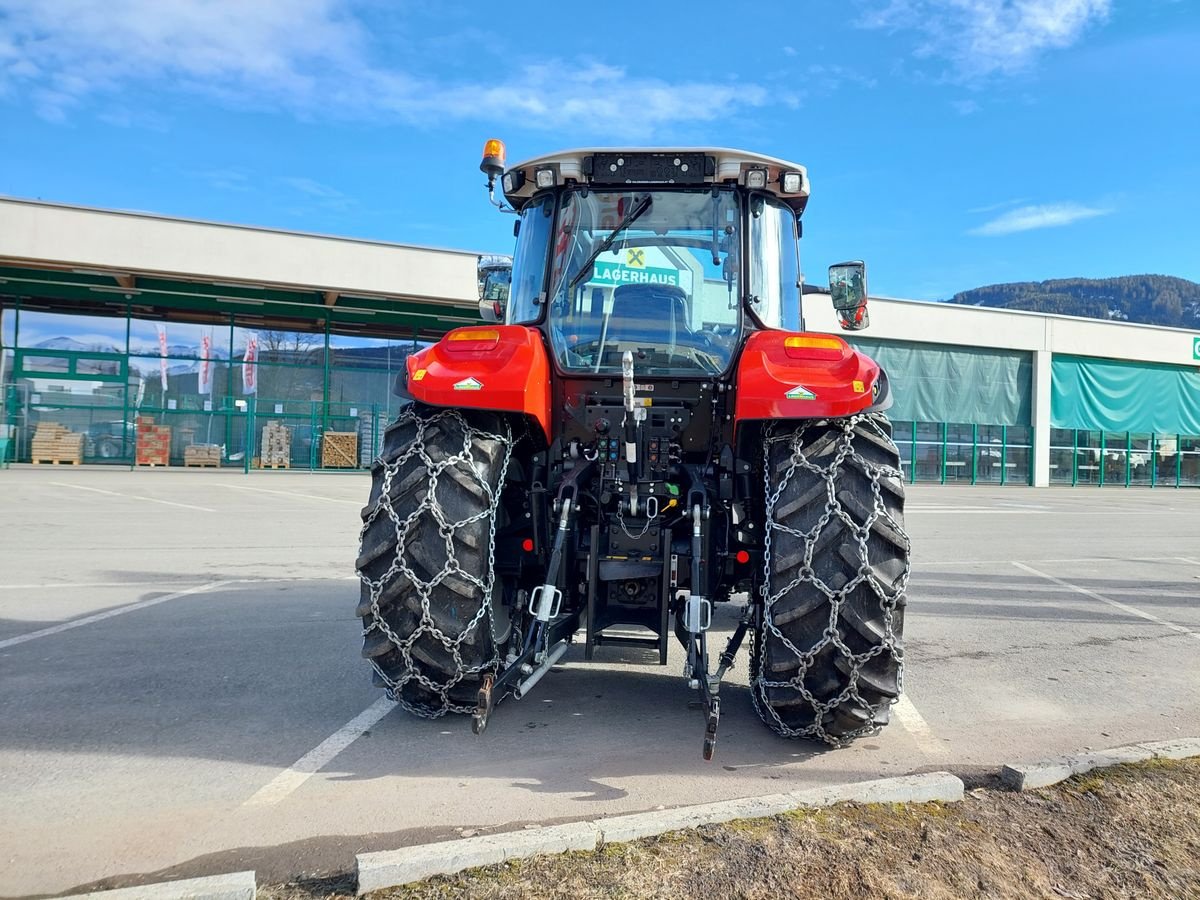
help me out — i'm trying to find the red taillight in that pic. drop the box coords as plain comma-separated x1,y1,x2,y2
522,538,534,552
783,334,847,361
736,550,750,565
444,328,500,353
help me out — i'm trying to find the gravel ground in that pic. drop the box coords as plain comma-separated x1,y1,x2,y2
262,758,1200,900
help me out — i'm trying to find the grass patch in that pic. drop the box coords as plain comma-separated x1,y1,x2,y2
262,758,1200,900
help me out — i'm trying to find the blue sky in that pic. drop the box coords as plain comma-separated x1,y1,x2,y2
1,0,1197,300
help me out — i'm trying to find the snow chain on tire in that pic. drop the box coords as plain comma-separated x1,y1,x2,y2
357,406,513,718
753,413,910,746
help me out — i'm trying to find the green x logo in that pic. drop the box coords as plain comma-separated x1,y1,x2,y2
626,248,645,268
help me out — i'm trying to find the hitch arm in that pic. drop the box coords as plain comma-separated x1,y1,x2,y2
522,461,595,659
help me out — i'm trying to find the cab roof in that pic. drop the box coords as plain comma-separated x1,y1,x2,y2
501,147,810,214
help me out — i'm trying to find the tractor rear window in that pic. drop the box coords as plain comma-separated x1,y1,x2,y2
547,189,741,376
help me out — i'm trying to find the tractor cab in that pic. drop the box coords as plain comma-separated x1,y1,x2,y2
479,143,869,372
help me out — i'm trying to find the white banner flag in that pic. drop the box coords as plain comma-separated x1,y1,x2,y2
157,325,168,392
242,332,259,395
198,332,213,395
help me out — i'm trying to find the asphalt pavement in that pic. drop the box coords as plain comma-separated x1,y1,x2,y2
0,467,1197,897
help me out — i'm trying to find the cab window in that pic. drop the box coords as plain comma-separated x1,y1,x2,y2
748,196,802,331
507,194,555,325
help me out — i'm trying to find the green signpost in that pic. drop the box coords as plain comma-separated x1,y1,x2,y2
1193,335,1200,361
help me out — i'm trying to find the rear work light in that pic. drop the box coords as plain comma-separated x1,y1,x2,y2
783,335,847,360
781,171,804,194
445,328,501,352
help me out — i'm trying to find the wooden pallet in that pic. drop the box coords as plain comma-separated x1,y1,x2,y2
136,419,172,468
184,443,221,468
322,431,359,468
261,421,292,468
31,422,84,464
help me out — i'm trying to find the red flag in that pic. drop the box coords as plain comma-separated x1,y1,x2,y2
242,333,258,395
157,326,168,392
199,332,213,395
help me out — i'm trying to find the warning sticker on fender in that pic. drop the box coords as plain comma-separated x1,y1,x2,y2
785,385,816,400
453,377,483,391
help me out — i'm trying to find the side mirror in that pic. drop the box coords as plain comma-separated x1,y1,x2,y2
478,299,501,322
828,260,869,331
478,266,511,322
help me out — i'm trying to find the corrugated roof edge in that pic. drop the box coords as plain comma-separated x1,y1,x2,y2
865,294,1200,337
0,195,490,260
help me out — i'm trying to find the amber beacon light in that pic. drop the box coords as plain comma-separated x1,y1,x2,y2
480,139,506,180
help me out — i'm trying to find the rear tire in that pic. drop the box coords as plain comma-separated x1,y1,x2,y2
751,413,909,744
355,404,513,717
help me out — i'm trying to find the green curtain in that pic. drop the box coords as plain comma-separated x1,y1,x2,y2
849,338,1033,425
1051,355,1200,434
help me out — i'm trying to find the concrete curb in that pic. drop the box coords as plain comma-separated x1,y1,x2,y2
357,821,602,895
1134,737,1200,760
1001,736,1200,791
354,771,965,894
59,872,256,900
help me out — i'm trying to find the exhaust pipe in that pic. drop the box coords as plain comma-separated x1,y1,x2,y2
514,640,569,699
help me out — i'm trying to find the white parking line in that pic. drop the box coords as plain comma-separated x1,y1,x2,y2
0,580,204,590
127,495,216,512
907,507,1046,514
0,581,231,649
1012,562,1200,643
1179,558,1200,567
892,695,948,756
49,481,121,496
243,697,397,807
0,576,351,590
916,556,1187,567
912,579,1200,599
49,481,215,512
218,483,361,505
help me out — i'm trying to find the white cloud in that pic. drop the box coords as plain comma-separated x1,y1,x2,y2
805,64,878,91
860,0,1112,80
0,0,765,134
967,197,1028,213
968,201,1112,235
952,98,980,115
0,0,363,119
367,62,767,134
279,177,346,200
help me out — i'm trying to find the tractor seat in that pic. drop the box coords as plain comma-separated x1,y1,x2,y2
608,283,691,347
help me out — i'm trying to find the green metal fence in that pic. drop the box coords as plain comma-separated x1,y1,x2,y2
892,421,1034,485
1,299,414,469
1049,429,1200,487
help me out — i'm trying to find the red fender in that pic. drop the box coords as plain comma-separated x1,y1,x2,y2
406,325,551,441
734,331,880,421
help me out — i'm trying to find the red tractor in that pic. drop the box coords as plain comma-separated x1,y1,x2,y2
356,143,909,758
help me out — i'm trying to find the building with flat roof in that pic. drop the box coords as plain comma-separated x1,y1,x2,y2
2,196,1198,484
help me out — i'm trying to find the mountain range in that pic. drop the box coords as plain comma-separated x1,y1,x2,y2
948,275,1200,328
